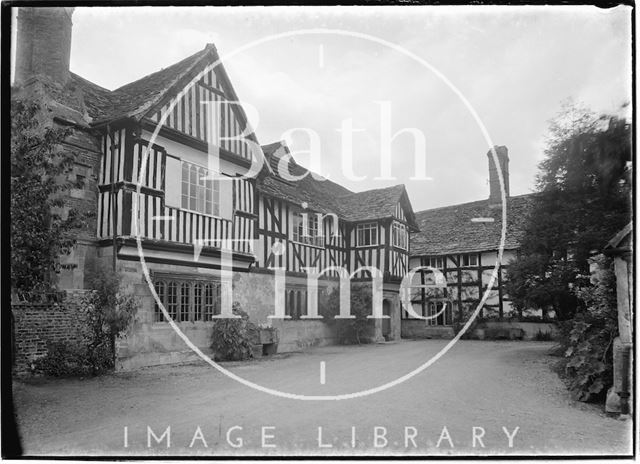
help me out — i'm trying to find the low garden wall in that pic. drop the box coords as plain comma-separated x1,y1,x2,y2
11,291,91,375
473,321,559,340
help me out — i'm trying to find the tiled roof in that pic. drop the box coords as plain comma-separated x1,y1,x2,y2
337,185,410,223
258,141,419,229
410,193,536,256
258,141,354,215
36,45,215,125
101,46,214,122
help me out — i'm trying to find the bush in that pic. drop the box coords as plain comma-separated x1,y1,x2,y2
320,283,375,344
83,266,138,370
557,254,618,402
33,341,91,377
534,329,553,341
210,303,256,361
33,267,138,377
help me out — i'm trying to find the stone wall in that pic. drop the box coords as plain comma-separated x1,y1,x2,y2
115,262,341,370
11,291,91,375
401,320,455,339
474,321,558,340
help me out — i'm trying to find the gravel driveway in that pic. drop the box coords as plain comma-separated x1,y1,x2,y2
12,340,633,457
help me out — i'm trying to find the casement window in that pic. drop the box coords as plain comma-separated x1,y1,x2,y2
391,222,408,250
164,156,233,219
285,286,307,320
181,160,220,216
356,222,378,247
153,276,222,323
461,254,478,267
292,210,324,247
425,257,444,270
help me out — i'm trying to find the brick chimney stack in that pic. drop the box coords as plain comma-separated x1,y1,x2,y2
14,7,75,87
487,145,510,206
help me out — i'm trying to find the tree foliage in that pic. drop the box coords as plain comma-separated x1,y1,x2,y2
558,254,618,402
505,101,631,319
83,265,139,368
10,98,89,298
320,283,375,344
34,267,138,376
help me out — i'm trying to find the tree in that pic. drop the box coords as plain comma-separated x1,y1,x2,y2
10,99,89,299
505,101,631,320
320,283,375,344
83,265,139,368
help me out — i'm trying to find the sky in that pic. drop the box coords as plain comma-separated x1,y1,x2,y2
12,5,632,211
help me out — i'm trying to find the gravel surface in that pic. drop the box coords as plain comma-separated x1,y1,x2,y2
12,340,633,457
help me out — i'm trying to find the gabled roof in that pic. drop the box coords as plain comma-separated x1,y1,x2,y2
336,184,417,229
34,44,228,126
258,141,419,230
98,45,215,123
410,193,535,256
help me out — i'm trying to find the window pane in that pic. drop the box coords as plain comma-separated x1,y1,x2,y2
193,283,203,321
180,283,190,322
167,282,178,320
154,281,166,322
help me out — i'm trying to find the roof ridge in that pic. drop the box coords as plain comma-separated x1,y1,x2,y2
415,192,536,215
113,46,210,94
69,72,114,93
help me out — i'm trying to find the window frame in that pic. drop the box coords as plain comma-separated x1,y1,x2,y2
356,222,379,248
461,253,479,267
391,221,408,250
153,274,224,323
179,159,222,218
292,210,325,248
426,256,444,270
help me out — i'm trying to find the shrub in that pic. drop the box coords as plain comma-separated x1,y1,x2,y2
83,266,138,370
33,341,91,377
557,254,618,402
534,329,553,341
33,267,138,377
320,283,375,344
210,303,256,361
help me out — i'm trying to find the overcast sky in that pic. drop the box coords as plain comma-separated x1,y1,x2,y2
13,5,632,211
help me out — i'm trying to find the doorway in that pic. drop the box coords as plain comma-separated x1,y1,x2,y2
382,299,392,340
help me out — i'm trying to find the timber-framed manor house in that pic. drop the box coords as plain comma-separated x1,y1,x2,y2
13,8,544,369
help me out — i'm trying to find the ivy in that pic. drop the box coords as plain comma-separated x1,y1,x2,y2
11,98,92,298
320,284,375,344
32,267,138,377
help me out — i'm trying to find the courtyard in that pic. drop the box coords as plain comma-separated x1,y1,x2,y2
12,340,632,457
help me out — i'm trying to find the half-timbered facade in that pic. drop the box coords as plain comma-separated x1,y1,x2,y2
13,8,538,368
13,8,424,367
404,147,536,339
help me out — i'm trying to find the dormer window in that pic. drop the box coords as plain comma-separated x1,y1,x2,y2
356,222,378,247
